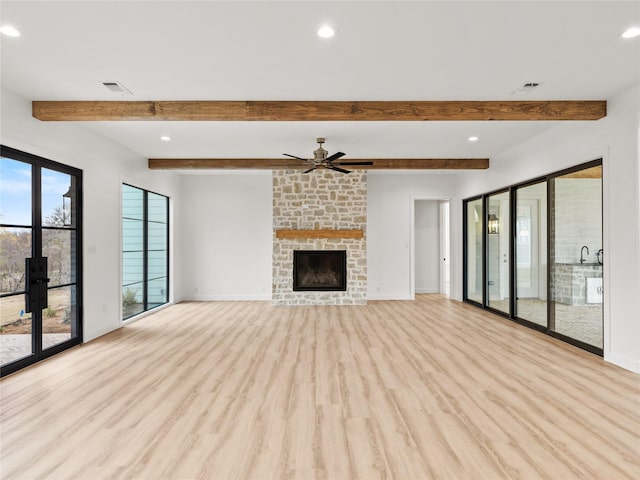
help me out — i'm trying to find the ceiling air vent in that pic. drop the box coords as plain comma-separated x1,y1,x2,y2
102,81,132,95
513,82,542,95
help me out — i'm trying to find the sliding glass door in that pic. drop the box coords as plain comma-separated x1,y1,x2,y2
514,182,547,327
550,165,603,348
464,198,483,304
463,159,603,355
1,146,82,376
486,191,510,314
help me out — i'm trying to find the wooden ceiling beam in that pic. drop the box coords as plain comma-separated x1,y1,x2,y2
33,100,606,121
148,158,490,170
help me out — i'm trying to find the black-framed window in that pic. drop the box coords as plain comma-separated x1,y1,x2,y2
122,184,169,320
463,159,603,356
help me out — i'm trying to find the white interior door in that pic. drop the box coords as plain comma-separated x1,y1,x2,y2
440,201,450,296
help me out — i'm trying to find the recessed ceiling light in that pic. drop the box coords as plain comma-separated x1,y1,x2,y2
317,26,335,38
468,136,479,142
160,136,171,142
0,25,20,37
622,26,640,39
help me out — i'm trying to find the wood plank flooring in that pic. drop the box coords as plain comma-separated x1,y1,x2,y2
1,296,639,479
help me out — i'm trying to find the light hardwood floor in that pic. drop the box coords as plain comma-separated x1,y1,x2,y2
1,296,639,479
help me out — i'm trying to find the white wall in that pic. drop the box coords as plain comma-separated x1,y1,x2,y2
414,200,440,293
457,84,640,373
1,88,182,341
367,173,460,300
178,173,272,300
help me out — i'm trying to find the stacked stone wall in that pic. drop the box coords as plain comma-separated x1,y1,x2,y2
272,170,367,305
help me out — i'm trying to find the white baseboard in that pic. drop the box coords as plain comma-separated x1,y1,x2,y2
416,288,440,294
186,294,272,301
366,293,413,300
84,324,119,343
605,351,640,373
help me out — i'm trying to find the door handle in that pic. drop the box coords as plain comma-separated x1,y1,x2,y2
24,257,48,313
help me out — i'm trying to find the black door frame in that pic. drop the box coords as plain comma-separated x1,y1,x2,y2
1,145,83,377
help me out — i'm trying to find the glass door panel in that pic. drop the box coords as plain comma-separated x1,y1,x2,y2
465,198,483,303
550,165,603,348
486,191,510,314
1,147,82,376
40,167,79,351
1,158,34,365
515,182,547,326
42,285,75,348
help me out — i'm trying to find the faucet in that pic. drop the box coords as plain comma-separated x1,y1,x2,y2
580,245,589,264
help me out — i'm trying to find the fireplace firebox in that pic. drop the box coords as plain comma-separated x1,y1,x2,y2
293,250,347,291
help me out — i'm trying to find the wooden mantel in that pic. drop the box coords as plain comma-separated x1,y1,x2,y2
275,229,363,239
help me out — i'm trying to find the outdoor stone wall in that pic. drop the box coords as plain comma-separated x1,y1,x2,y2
272,170,367,305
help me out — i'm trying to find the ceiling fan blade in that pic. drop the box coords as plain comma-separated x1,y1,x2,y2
325,152,346,163
335,161,374,166
327,165,351,174
303,167,318,173
283,153,309,162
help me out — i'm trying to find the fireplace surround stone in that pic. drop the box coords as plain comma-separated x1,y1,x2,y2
272,170,367,305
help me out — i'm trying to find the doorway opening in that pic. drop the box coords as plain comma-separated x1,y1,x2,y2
411,198,450,299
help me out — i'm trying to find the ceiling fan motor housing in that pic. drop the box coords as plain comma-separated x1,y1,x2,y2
314,137,328,161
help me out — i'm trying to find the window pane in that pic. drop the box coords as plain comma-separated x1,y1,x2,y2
147,277,168,308
42,285,76,348
0,228,32,295
42,168,75,228
148,249,167,281
487,191,510,314
123,218,144,252
148,221,167,250
0,157,31,226
123,252,144,286
1,294,33,365
515,182,547,326
42,229,76,286
466,199,483,303
123,283,144,319
122,185,144,220
148,192,167,223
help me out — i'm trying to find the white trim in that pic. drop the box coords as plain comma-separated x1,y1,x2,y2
410,195,452,300
84,325,118,343
367,293,413,300
415,288,440,294
605,351,640,374
600,148,612,362
186,294,272,301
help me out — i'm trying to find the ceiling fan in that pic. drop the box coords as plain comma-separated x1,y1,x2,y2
283,137,373,174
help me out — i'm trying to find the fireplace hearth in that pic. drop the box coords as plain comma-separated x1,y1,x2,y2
293,250,347,291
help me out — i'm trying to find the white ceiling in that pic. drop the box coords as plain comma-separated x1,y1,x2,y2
1,1,639,165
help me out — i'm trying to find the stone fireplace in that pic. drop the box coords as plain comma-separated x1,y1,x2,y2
272,170,367,305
